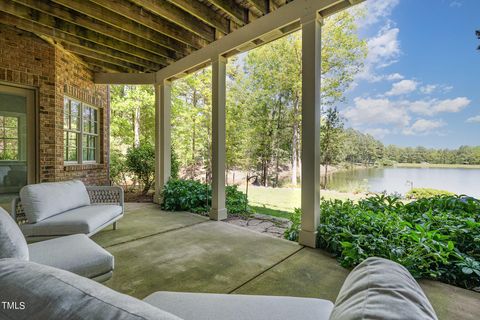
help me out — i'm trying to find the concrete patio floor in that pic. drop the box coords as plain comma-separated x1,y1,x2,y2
92,203,480,320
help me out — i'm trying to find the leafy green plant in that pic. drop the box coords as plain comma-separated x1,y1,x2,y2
161,179,249,215
314,195,479,290
284,208,302,241
126,143,155,195
406,188,454,199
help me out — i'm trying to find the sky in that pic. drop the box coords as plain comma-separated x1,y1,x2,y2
341,0,480,148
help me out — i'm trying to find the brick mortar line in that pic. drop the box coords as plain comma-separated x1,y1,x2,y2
227,246,305,294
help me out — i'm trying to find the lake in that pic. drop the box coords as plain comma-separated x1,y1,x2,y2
327,167,480,198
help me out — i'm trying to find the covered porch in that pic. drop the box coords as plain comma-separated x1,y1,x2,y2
92,203,480,320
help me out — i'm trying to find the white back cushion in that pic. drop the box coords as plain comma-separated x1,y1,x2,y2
20,180,91,223
0,259,182,320
0,208,29,260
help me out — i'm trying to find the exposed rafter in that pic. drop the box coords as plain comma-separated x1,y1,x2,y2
11,0,180,61
0,1,172,66
247,0,270,15
88,0,207,49
0,12,167,70
130,0,215,42
166,0,230,35
51,0,192,56
206,0,248,25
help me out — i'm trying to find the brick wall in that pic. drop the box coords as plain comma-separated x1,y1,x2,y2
0,25,109,185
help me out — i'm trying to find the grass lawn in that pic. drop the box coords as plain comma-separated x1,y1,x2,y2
245,186,368,217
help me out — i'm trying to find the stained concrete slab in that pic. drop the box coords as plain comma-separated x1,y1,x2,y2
92,204,208,247
233,247,480,320
419,279,480,320
104,221,301,299
233,248,349,302
95,203,480,320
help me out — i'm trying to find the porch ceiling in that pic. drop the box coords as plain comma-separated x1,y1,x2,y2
0,0,292,73
0,0,359,75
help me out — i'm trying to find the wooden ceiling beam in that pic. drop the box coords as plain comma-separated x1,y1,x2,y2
81,56,133,73
88,0,207,49
51,0,191,56
247,0,270,15
206,0,248,25
0,12,165,70
59,43,151,72
166,0,229,35
130,0,215,42
11,0,181,61
0,12,167,70
0,1,171,66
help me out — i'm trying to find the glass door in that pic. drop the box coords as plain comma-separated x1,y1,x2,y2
0,85,35,204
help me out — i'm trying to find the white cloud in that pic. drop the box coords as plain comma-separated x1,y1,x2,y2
409,97,471,116
343,97,410,127
450,1,462,8
386,80,418,96
420,84,437,95
364,128,391,138
403,119,446,135
386,73,404,81
356,0,400,27
357,26,401,82
466,115,480,123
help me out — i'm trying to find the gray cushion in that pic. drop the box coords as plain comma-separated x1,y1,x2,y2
20,205,122,236
329,257,438,320
0,259,182,320
20,180,91,223
144,292,334,320
28,234,113,279
0,207,28,260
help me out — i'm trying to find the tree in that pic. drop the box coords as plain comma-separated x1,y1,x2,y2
126,143,155,195
320,107,345,188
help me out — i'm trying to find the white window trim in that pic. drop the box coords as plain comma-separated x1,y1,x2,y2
64,96,100,165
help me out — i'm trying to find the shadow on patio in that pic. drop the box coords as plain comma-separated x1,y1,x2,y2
92,203,480,320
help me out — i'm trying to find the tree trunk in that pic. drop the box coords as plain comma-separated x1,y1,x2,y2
323,164,329,189
133,104,140,148
291,96,299,186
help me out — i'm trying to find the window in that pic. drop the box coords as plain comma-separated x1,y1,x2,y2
0,116,19,160
64,97,99,163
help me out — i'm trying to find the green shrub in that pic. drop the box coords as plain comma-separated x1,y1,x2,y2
126,143,155,195
406,188,454,199
284,208,302,241
161,179,249,215
109,150,128,187
317,195,480,290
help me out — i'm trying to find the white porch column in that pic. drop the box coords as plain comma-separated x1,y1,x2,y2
210,56,228,220
154,81,172,204
299,13,322,248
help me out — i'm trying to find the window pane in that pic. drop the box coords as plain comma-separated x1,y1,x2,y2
68,148,77,162
71,101,80,131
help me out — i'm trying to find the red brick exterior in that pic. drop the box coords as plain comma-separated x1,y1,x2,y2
0,25,109,185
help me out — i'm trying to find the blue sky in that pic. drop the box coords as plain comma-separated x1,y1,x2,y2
341,0,480,148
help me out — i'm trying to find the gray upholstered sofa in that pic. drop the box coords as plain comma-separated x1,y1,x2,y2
0,254,439,319
0,208,114,282
11,180,124,241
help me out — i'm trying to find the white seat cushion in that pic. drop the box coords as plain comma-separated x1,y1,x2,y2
20,180,91,223
0,259,182,320
144,292,334,320
20,205,122,237
28,234,113,279
329,257,438,320
0,208,29,260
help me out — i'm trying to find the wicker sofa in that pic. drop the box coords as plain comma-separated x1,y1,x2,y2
11,180,124,242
